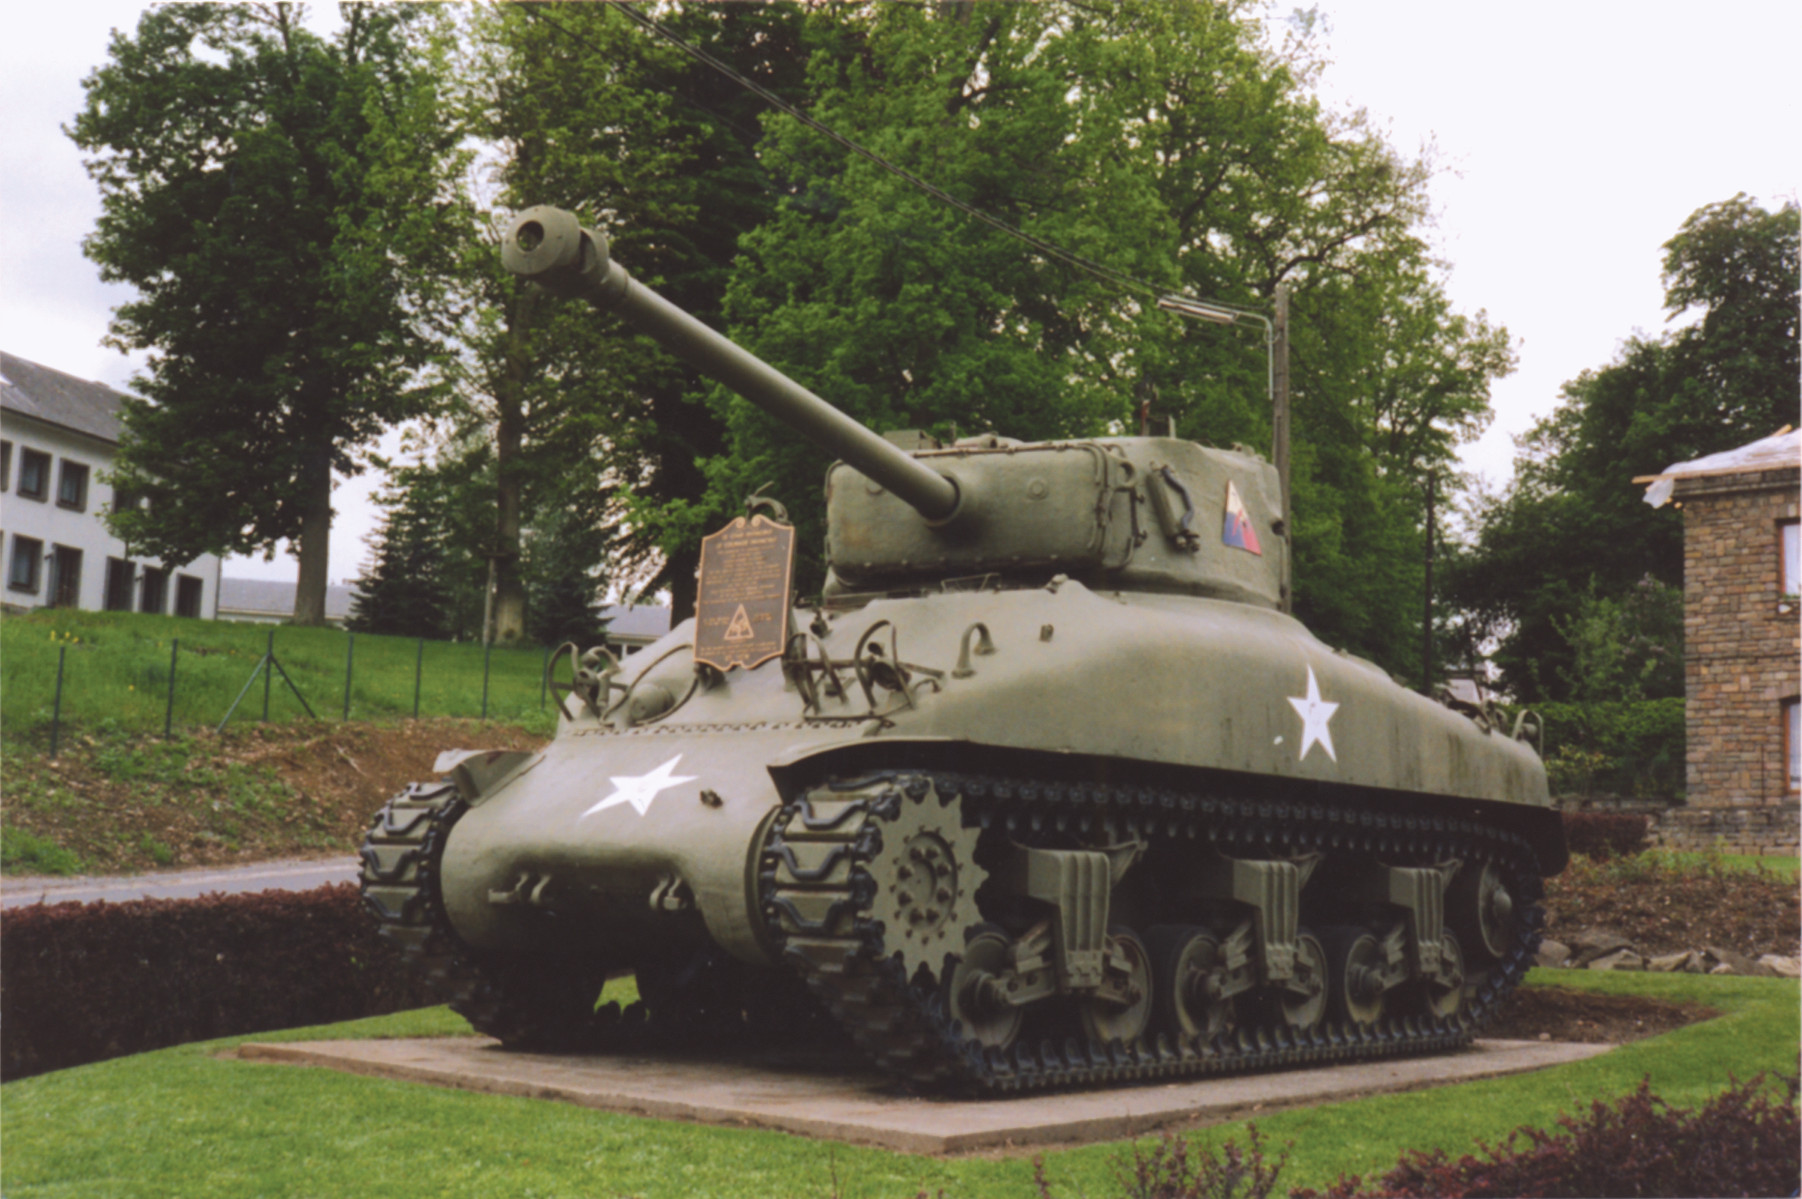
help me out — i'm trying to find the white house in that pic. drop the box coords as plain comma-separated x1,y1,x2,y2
601,603,672,652
0,351,221,617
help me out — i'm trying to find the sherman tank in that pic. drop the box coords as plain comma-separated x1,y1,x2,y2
360,205,1564,1093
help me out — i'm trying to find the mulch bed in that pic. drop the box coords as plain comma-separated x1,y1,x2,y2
1542,853,1799,960
1485,985,1720,1044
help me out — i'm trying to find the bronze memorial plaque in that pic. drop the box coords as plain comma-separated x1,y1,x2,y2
693,514,797,671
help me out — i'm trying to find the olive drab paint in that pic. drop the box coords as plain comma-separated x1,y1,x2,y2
358,207,1565,1095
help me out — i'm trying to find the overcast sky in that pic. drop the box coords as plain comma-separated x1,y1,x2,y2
3,2,1798,586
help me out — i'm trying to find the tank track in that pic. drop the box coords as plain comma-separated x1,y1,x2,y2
359,781,615,1049
760,770,1546,1093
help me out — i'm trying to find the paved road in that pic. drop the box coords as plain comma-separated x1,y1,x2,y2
0,856,360,909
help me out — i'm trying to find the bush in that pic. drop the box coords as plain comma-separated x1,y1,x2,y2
1561,810,1650,860
1036,1124,1288,1199
1298,1073,1801,1199
0,883,433,1081
1533,698,1685,798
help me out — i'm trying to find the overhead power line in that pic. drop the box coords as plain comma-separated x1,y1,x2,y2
516,2,1266,323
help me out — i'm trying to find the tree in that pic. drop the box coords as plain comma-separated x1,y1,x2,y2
701,0,1510,674
1446,195,1799,698
71,4,470,624
1555,576,1686,703
427,2,810,637
347,467,454,641
523,500,610,649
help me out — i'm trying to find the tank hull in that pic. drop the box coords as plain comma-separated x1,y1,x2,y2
432,580,1555,973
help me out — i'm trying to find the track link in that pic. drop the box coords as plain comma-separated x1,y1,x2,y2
760,771,1545,1093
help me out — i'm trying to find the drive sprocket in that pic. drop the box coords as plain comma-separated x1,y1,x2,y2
863,778,987,985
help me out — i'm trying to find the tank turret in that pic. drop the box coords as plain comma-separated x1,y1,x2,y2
502,206,1288,608
358,207,1564,1098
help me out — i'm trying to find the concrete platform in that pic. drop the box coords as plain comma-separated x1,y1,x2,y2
236,1036,1612,1155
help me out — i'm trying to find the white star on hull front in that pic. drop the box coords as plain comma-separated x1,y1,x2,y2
581,754,698,818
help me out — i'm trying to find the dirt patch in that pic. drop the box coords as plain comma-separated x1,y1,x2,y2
230,720,543,828
3,720,543,874
1485,985,1718,1044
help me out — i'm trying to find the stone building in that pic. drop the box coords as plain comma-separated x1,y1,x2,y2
1641,428,1800,854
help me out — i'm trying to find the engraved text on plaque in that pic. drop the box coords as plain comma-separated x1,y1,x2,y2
693,515,796,671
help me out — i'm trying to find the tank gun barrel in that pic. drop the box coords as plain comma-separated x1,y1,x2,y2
502,206,961,523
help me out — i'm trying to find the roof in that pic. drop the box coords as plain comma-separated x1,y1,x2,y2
1640,428,1801,508
600,603,672,640
0,351,127,445
218,577,357,621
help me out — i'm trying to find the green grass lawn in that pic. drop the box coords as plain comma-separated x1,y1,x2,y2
2,972,1794,1199
1,608,560,750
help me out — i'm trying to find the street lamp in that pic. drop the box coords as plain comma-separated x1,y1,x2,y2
1156,288,1292,613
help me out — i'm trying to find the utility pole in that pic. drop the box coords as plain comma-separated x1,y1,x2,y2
1421,470,1436,694
1273,283,1291,614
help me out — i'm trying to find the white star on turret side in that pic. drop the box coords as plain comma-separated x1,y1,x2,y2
1287,666,1339,762
581,755,698,818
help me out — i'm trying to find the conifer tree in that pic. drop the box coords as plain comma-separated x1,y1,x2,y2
348,469,454,641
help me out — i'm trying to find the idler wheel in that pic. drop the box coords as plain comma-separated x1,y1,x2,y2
1147,925,1237,1041
1451,861,1517,962
1277,931,1329,1032
1322,927,1388,1027
1418,931,1467,1021
944,924,1024,1051
1079,926,1154,1046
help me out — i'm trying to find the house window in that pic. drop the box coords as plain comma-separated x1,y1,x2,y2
1787,699,1801,794
104,557,136,611
0,440,11,491
49,545,83,608
175,574,203,618
1782,520,1799,597
8,535,43,593
140,565,168,615
16,449,49,501
57,460,89,511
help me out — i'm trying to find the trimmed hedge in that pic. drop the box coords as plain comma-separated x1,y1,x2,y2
1561,811,1651,860
0,883,433,1081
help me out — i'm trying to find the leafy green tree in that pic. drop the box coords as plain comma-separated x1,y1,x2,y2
1555,576,1685,703
1446,195,1798,698
71,4,471,624
702,0,1509,673
428,2,809,636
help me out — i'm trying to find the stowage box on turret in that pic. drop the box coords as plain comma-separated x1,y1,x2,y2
360,206,1564,1092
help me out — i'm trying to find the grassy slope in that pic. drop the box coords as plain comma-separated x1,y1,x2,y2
1,608,559,750
3,973,1795,1199
2,607,561,873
